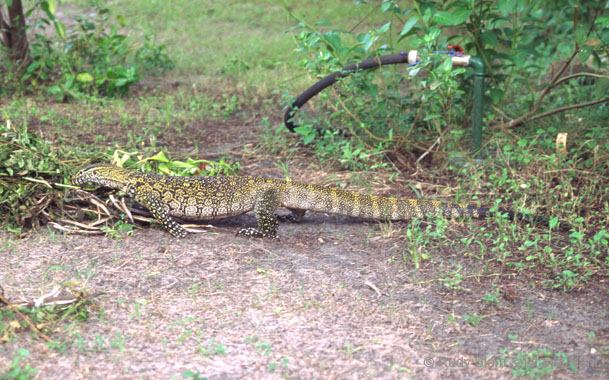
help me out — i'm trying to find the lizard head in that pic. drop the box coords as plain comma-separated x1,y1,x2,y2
72,163,134,192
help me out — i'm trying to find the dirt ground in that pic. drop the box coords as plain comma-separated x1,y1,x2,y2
1,112,609,380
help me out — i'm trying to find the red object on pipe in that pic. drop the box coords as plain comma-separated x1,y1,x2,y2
447,44,463,55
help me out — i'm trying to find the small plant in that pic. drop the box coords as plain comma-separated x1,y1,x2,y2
196,339,227,356
101,218,135,239
211,94,241,118
552,270,581,292
403,220,431,268
1,349,38,380
462,313,486,327
0,290,91,344
0,120,74,231
140,150,241,177
504,348,569,379
135,34,174,72
482,284,501,306
182,370,208,380
439,264,464,290
340,340,364,357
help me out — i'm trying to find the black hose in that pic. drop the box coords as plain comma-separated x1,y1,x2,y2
284,52,412,132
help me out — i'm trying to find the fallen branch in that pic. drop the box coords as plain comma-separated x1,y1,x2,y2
0,292,51,342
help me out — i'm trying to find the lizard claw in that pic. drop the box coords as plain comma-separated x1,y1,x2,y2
168,223,188,238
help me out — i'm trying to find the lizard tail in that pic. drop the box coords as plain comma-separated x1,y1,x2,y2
280,182,569,229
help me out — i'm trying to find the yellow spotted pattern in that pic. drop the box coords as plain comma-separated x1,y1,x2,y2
72,164,496,238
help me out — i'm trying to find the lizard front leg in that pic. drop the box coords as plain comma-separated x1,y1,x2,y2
237,189,280,239
133,188,188,238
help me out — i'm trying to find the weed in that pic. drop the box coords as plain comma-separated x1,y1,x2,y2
551,270,581,292
500,348,573,379
129,299,147,321
340,340,364,356
0,120,74,230
482,284,501,307
462,313,485,327
260,116,294,156
110,333,126,354
140,151,241,176
93,334,107,351
0,287,91,343
196,339,227,356
439,264,464,291
182,371,208,380
0,349,38,380
211,94,241,118
101,219,135,239
402,220,430,269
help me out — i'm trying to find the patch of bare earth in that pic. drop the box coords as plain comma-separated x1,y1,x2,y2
1,211,608,379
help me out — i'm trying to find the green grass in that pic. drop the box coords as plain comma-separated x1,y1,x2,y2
101,0,384,94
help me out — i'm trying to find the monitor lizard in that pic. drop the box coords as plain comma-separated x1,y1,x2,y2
72,164,564,238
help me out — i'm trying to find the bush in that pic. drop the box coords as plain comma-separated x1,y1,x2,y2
285,0,609,165
1,0,173,100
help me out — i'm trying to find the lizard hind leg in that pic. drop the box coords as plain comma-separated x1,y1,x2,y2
237,189,281,239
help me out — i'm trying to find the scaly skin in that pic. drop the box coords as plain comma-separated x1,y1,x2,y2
72,164,557,238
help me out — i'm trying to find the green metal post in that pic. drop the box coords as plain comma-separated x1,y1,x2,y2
469,56,486,152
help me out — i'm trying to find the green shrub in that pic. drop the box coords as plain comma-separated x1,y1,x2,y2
2,0,173,99
284,0,609,166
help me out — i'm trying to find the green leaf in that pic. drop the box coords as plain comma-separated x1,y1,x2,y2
117,14,127,27
148,151,170,163
47,85,62,96
490,88,504,104
575,26,587,45
481,31,498,46
76,73,94,83
380,1,392,12
48,0,56,14
593,229,607,242
422,7,432,23
433,9,471,26
158,163,171,175
562,270,577,278
167,160,194,169
376,22,391,34
595,17,609,28
549,216,559,229
400,16,419,36
322,32,342,52
115,78,129,87
54,21,66,39
497,0,514,16
593,77,609,98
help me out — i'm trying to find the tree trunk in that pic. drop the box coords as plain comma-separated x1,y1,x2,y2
0,0,31,67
